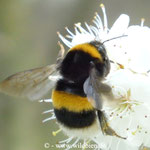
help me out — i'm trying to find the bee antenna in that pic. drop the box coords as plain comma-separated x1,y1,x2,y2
102,35,128,44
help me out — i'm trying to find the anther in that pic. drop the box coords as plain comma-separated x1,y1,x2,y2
52,129,62,136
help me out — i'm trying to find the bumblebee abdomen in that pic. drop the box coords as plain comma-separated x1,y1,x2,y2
52,90,94,112
52,90,96,128
54,108,96,128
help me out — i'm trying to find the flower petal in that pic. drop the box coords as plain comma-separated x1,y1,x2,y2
109,14,130,38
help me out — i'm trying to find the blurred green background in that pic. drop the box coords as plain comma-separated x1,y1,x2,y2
0,0,150,150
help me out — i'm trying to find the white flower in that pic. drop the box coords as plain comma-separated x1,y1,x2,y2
58,4,129,48
44,4,150,150
125,25,150,73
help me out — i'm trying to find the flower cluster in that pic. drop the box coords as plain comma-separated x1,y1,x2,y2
43,4,150,150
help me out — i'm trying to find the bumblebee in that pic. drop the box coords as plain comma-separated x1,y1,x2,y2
0,41,124,139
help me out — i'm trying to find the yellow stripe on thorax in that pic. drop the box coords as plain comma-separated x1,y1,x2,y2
69,43,102,60
52,90,94,112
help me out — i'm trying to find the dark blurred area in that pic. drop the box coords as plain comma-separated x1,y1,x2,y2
0,0,150,150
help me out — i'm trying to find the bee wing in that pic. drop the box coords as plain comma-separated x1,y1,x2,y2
83,68,102,110
83,64,113,110
0,41,65,100
0,64,59,100
84,64,126,139
0,64,61,100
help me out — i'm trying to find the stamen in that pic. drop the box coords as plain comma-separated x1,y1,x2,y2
75,23,88,34
74,26,80,35
42,109,54,114
59,137,74,144
110,60,125,69
42,112,56,122
141,18,145,27
85,22,94,36
57,32,72,48
65,27,75,37
82,140,86,150
94,12,103,30
100,4,108,33
109,88,142,118
93,17,100,29
82,139,91,150
127,116,133,132
129,68,148,76
86,139,91,144
52,128,62,136
132,125,142,135
64,138,80,150
90,26,99,36
66,35,73,39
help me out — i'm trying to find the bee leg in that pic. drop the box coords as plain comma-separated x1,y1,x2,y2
97,110,126,139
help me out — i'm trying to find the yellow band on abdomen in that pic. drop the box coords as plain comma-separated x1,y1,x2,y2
52,90,94,112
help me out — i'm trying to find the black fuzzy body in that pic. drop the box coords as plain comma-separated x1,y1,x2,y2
54,108,96,128
60,50,98,83
53,42,109,129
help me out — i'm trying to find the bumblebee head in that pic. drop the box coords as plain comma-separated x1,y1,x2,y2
60,41,110,82
89,41,110,78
